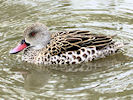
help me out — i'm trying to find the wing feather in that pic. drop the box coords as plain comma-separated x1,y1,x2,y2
46,30,114,55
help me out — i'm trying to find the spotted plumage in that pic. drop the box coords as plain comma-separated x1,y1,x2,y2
10,23,124,65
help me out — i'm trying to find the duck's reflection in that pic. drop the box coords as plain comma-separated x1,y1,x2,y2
10,65,51,91
10,52,133,91
22,68,50,91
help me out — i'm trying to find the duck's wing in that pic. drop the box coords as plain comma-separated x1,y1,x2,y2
47,30,114,56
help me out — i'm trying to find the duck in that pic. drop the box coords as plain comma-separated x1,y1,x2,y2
10,23,124,65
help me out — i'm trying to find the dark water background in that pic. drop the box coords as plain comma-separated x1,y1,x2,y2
0,0,133,99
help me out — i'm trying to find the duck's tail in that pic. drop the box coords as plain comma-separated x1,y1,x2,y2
114,42,127,49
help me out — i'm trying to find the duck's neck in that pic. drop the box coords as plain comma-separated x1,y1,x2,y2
32,45,45,50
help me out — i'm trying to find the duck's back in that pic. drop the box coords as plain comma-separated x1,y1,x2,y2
46,30,115,55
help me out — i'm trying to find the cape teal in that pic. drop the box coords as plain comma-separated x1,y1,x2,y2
10,23,124,65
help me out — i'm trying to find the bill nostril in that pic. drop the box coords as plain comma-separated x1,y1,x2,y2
21,40,25,44
21,39,30,46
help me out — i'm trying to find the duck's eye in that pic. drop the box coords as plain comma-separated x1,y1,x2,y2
29,31,36,37
31,32,35,36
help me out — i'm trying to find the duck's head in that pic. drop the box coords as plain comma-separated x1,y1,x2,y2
10,23,51,54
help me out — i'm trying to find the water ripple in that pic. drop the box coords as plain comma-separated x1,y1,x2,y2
0,0,133,99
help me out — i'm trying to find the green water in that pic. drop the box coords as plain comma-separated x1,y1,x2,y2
0,0,133,99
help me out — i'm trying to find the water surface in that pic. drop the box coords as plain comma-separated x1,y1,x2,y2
0,0,133,99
